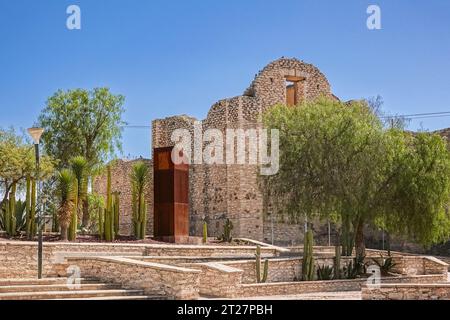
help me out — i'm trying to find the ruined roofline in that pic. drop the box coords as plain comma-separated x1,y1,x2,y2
244,57,333,97
104,158,153,166
152,114,198,123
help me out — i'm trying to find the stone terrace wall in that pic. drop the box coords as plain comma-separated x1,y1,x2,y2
93,159,153,236
362,283,450,300
221,257,354,284
68,257,201,300
0,241,279,279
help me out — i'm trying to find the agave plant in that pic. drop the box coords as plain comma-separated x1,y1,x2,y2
317,265,334,280
56,169,76,241
372,255,398,276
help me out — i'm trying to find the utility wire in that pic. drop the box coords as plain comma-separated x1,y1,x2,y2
121,112,450,129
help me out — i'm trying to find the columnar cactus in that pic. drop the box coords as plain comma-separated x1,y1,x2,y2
302,228,315,281
5,183,17,236
98,206,104,240
255,245,269,283
104,165,115,242
334,237,341,280
113,192,120,235
25,176,33,239
30,178,36,236
68,178,78,241
219,218,233,243
202,221,208,244
130,161,149,240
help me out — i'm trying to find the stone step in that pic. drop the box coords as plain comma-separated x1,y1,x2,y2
0,278,91,286
0,283,118,293
55,295,167,300
0,289,144,300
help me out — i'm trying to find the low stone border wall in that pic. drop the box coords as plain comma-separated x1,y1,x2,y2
239,279,363,297
0,241,278,278
362,283,450,300
220,257,354,284
66,256,201,300
387,256,449,276
237,274,446,298
193,263,243,298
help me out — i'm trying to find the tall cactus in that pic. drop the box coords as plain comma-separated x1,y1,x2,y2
98,206,104,240
25,176,33,239
5,183,17,236
113,192,120,235
130,161,149,240
202,221,208,244
302,228,315,281
341,214,354,256
334,234,342,280
68,178,78,241
30,178,37,236
3,200,11,236
219,218,233,243
255,245,269,283
104,165,115,242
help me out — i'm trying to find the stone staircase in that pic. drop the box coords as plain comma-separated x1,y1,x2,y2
0,278,165,300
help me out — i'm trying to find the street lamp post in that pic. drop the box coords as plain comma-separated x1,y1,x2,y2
28,127,44,279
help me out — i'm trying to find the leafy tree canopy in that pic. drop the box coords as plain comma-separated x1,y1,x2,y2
262,97,450,253
38,88,126,169
0,128,55,203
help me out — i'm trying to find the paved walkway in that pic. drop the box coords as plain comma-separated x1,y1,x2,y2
202,291,362,300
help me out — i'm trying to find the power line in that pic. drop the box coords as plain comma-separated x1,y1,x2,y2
380,111,450,119
121,111,450,129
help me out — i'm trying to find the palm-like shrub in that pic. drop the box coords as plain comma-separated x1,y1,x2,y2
57,169,76,241
130,161,149,239
69,156,88,239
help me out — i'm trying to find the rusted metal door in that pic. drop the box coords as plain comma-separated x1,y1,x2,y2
153,147,189,243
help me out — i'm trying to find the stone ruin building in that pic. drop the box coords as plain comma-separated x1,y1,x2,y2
94,57,337,245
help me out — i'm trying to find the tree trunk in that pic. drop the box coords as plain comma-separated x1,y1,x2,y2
354,219,365,259
60,226,68,241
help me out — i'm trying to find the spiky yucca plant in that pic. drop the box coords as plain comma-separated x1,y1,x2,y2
57,169,76,241
130,161,149,239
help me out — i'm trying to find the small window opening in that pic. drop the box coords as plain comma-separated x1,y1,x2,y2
285,76,304,106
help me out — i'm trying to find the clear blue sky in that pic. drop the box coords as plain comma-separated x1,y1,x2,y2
1,0,449,159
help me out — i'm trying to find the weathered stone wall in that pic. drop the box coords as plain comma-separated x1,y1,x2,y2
149,58,334,242
0,241,279,279
93,159,153,236
67,256,201,300
239,279,362,298
362,283,450,300
193,263,243,298
221,257,354,284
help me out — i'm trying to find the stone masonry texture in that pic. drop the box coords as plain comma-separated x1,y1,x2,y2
95,58,335,241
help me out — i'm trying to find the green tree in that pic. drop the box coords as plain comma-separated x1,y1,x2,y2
262,97,450,260
0,128,55,206
38,88,126,226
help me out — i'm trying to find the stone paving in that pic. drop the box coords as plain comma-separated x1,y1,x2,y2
202,291,362,300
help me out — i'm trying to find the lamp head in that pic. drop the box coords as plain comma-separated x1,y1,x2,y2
27,127,45,144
